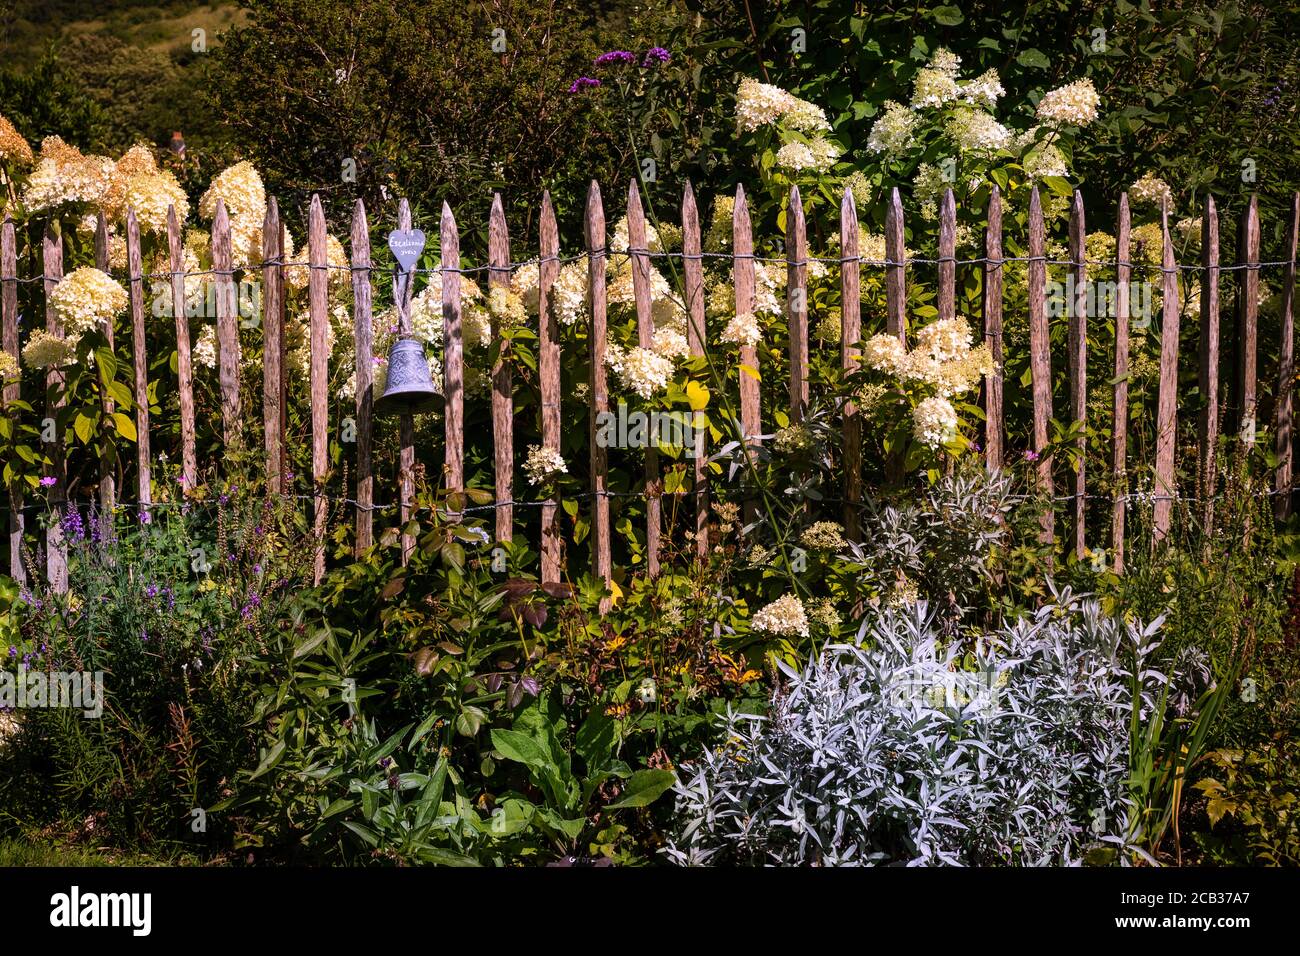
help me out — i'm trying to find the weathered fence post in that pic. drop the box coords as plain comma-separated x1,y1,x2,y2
43,222,67,591
627,180,661,577
885,187,906,342
349,199,374,554
884,187,908,485
1027,187,1054,553
786,184,809,422
488,193,514,546
126,210,151,516
1152,199,1181,541
840,187,862,539
1235,194,1260,449
94,213,115,514
440,201,463,518
585,181,612,603
538,192,562,585
938,188,956,323
261,199,283,496
308,195,329,582
682,182,709,560
1276,193,1300,519
1198,195,1221,534
211,200,241,447
1068,191,1087,561
733,185,760,526
169,205,197,490
1,215,22,585
982,186,1003,471
1112,194,1131,573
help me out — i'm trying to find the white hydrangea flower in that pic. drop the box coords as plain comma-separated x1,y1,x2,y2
652,326,690,360
946,108,1012,155
1036,78,1101,126
721,312,761,348
751,593,809,639
606,343,675,399
48,267,128,339
867,100,918,156
961,68,1004,109
913,395,959,448
863,333,907,374
1130,172,1173,208
736,77,799,131
193,324,217,369
782,97,831,133
524,444,567,485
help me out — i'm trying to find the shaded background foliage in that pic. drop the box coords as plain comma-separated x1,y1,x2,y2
2,0,1297,247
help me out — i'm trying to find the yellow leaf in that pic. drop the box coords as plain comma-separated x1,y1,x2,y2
608,579,624,607
739,364,761,382
685,380,710,411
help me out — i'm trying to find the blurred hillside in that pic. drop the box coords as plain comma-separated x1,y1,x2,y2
0,0,243,151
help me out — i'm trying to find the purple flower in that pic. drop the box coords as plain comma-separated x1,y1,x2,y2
642,47,670,66
253,563,263,574
1023,450,1040,462
145,583,159,599
969,441,981,453
6,646,15,659
568,76,601,93
40,476,56,488
594,50,636,66
61,508,85,542
379,757,393,770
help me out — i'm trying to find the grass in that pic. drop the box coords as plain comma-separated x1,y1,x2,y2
0,829,208,867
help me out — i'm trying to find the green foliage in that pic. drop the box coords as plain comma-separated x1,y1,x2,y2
0,488,310,848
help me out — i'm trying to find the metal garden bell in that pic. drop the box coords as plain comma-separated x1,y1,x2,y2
376,227,442,415
376,337,442,415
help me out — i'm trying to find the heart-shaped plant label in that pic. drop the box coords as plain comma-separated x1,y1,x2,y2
387,229,426,272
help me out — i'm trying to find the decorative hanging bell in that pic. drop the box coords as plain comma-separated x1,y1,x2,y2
376,337,442,415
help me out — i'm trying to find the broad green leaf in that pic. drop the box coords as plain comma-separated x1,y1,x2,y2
605,768,676,809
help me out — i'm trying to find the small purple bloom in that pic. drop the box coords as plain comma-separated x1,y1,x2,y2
6,646,15,659
253,563,263,574
568,76,601,93
40,476,57,488
594,50,636,66
379,757,393,769
1023,450,1040,462
642,47,670,66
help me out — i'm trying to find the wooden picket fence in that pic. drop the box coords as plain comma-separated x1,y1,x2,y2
2,181,1298,596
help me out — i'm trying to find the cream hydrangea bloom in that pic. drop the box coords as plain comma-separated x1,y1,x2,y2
0,112,33,166
800,521,846,551
22,137,113,212
0,350,18,381
913,395,959,448
736,77,799,131
193,325,217,369
22,329,76,369
866,100,918,156
49,268,128,339
721,312,761,348
1129,172,1173,208
606,343,674,399
751,593,809,639
120,171,189,234
1036,78,1100,126
199,161,267,223
285,234,348,291
524,444,567,485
